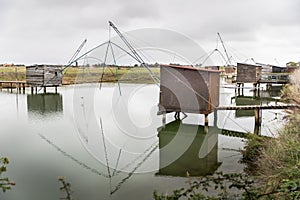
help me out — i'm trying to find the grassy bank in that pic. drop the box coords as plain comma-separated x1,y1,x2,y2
0,66,160,84
246,69,300,199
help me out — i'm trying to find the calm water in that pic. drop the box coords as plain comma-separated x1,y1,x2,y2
0,79,285,199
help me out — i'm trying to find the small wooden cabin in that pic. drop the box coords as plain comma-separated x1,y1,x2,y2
272,65,287,73
204,66,220,71
236,63,262,83
158,64,220,115
26,65,62,87
224,66,236,74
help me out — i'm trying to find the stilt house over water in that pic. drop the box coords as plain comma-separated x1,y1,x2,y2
158,64,220,115
26,65,62,87
236,63,262,83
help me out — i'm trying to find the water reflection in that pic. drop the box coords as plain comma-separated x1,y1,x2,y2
27,93,63,114
156,120,221,177
234,96,261,117
0,82,287,199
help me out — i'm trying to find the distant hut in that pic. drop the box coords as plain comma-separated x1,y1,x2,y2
236,63,262,83
224,66,236,74
204,66,220,71
158,64,220,116
26,65,62,90
272,65,287,73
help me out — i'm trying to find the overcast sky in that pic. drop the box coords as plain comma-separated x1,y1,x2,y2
1,0,300,66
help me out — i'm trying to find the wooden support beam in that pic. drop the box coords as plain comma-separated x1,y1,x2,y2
162,113,166,127
213,109,218,127
254,108,260,125
22,83,25,93
204,114,208,126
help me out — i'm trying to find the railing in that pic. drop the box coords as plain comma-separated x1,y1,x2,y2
259,73,290,83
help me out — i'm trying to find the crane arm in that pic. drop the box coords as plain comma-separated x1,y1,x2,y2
108,21,160,84
217,32,231,65
68,39,87,65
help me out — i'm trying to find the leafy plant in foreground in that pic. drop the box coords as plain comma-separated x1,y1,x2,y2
0,156,15,192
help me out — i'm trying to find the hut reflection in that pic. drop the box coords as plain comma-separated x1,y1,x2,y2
27,93,63,114
156,120,221,177
235,96,261,117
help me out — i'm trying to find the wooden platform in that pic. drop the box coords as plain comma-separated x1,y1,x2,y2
0,80,26,84
215,104,299,111
0,80,26,93
0,80,26,88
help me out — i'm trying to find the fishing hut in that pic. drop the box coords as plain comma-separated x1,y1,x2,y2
158,64,220,125
26,65,62,93
236,63,262,95
236,63,262,84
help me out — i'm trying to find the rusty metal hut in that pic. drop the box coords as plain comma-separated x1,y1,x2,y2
236,63,262,83
26,65,62,92
158,64,220,116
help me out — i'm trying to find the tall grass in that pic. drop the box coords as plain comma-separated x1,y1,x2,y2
245,69,300,199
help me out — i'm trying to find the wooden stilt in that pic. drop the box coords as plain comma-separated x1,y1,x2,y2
204,125,209,134
254,108,261,135
22,83,25,93
213,109,217,127
204,114,209,126
162,113,166,127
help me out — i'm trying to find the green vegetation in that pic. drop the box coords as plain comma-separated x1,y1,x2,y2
58,177,73,200
0,66,25,81
0,66,160,85
154,172,257,199
0,156,15,192
246,69,300,199
62,66,159,84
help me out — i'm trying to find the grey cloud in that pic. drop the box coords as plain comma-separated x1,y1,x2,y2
1,0,299,65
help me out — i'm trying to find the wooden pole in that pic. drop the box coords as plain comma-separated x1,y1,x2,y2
254,108,261,135
213,109,218,127
162,113,166,127
242,83,244,96
22,83,25,93
204,114,209,126
204,125,209,134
